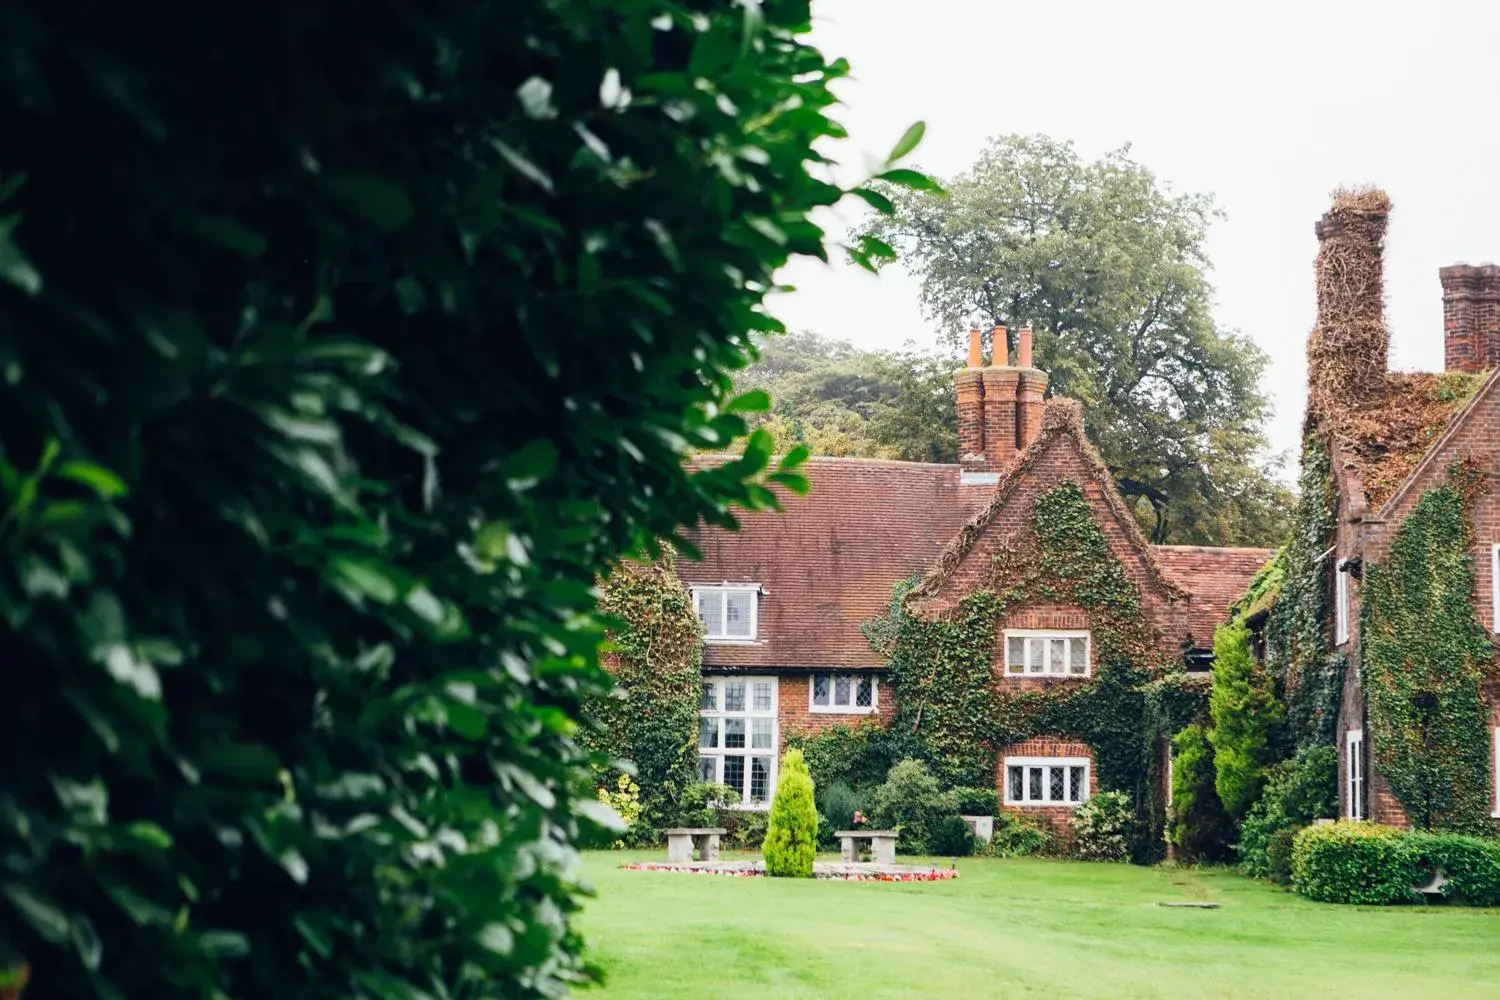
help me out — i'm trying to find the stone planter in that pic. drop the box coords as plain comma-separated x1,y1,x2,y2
961,815,994,844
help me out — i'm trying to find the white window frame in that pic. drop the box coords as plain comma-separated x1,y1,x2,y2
690,585,759,643
808,673,878,714
697,676,777,809
1492,727,1500,818
1346,728,1365,821
1335,562,1350,645
1003,756,1091,807
1002,629,1091,678
1490,545,1499,633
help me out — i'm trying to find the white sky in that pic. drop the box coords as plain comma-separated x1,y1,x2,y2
770,0,1500,469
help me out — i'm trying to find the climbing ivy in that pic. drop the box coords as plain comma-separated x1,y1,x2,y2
870,479,1176,860
1264,435,1344,746
585,556,703,839
1360,464,1494,832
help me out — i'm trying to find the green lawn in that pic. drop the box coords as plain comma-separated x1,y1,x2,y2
578,851,1500,999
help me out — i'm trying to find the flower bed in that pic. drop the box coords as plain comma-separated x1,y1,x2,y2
622,861,959,881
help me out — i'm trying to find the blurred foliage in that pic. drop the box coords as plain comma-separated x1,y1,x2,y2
860,134,1292,546
736,332,960,463
0,0,925,995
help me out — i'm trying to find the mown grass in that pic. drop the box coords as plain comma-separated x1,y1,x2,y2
578,851,1500,999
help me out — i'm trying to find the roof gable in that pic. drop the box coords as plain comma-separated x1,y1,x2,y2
1378,365,1500,522
908,398,1187,612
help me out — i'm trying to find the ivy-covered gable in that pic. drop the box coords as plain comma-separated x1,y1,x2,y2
908,399,1188,661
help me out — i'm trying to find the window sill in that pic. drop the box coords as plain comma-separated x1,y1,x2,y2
703,638,760,646
1004,801,1083,809
809,706,878,715
1002,674,1091,681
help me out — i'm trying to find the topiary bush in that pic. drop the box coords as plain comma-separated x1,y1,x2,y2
1412,833,1500,906
764,748,817,877
1291,823,1421,904
871,758,955,855
953,786,1000,816
1169,724,1233,863
929,815,976,857
1073,791,1136,862
1237,745,1338,878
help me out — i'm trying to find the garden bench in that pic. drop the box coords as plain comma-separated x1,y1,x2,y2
664,827,727,863
836,830,898,865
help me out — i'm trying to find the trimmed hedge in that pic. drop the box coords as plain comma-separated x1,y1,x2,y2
1291,823,1500,905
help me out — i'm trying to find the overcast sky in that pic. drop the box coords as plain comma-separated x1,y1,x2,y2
769,0,1500,468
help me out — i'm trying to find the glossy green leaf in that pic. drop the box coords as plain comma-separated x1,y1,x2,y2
886,120,926,164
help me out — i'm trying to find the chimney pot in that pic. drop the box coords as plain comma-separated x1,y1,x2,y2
1017,325,1034,369
990,325,1007,366
967,327,983,368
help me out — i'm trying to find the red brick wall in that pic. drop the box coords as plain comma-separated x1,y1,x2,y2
995,737,1098,849
777,673,896,739
1334,385,1500,827
926,435,1191,664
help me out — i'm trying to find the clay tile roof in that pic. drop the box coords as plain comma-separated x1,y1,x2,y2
681,456,991,670
1151,545,1276,650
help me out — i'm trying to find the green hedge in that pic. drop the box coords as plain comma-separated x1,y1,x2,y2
1291,823,1500,905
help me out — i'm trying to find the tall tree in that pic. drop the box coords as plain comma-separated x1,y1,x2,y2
738,331,959,464
861,134,1290,544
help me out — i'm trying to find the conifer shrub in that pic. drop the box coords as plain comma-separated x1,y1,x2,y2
1169,724,1233,863
764,748,818,877
1208,620,1284,818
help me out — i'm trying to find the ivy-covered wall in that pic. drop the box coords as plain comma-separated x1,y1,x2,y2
585,556,702,836
1360,464,1495,832
1264,435,1344,746
870,478,1194,860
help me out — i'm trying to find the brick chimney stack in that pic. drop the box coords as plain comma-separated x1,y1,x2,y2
1439,263,1500,374
953,322,1050,478
1307,189,1392,415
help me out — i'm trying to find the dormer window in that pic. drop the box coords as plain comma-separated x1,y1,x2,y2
692,585,759,642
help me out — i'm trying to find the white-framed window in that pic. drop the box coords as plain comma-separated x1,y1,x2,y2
809,673,877,714
1346,728,1365,821
1335,562,1350,645
691,585,758,643
1004,757,1090,806
698,676,776,808
1492,727,1500,818
1490,545,1499,633
1003,630,1090,677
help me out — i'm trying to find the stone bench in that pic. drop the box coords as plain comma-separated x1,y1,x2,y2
836,829,898,865
664,827,727,863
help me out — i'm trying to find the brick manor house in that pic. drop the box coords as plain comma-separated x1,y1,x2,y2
683,324,1270,820
1301,194,1500,827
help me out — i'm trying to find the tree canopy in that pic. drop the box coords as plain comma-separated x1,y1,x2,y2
0,1,918,996
737,331,959,464
860,134,1291,545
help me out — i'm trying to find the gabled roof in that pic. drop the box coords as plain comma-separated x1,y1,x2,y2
1376,365,1500,519
1152,545,1277,650
681,456,992,670
907,398,1188,608
1320,370,1488,513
